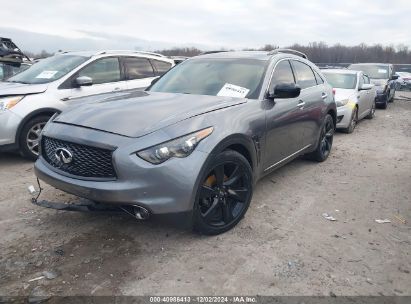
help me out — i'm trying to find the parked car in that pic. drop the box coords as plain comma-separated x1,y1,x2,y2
395,72,411,91
34,49,336,235
0,37,32,80
322,69,376,133
0,50,175,159
347,63,398,109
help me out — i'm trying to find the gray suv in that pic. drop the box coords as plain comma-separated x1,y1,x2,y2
34,50,336,235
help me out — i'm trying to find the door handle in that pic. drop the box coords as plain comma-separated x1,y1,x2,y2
297,100,305,109
321,93,328,99
113,87,121,91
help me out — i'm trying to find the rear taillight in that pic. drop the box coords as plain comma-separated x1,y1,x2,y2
332,88,336,95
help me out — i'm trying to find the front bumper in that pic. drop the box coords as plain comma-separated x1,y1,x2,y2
0,110,22,148
375,91,389,105
336,103,355,129
35,149,208,214
34,124,210,215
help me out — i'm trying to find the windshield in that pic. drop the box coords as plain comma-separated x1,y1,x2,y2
323,72,357,89
149,58,268,99
348,64,389,79
7,55,89,84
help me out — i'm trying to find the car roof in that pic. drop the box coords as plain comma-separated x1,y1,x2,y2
194,50,311,62
349,63,392,66
196,51,270,60
322,69,359,75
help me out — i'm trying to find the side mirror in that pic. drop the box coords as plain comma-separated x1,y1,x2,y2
359,83,373,90
391,75,399,81
268,83,301,99
75,76,93,87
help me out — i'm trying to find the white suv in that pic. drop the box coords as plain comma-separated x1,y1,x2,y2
0,50,174,159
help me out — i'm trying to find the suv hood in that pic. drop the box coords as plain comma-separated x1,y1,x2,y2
54,91,247,138
0,81,48,96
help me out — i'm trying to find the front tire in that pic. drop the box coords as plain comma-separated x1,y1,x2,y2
19,115,50,161
193,150,253,235
342,106,358,134
366,101,376,119
305,114,334,162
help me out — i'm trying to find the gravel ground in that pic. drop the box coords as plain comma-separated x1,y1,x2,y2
0,93,410,297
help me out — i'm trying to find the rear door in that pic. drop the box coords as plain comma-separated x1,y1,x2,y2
290,60,325,148
263,59,307,170
122,56,157,90
362,74,373,114
151,59,173,76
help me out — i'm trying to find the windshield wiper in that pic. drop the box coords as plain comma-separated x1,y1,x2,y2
6,80,30,84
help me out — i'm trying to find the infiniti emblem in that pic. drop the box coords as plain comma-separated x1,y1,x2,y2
55,147,73,164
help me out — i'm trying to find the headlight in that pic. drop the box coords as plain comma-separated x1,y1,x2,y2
336,99,349,107
137,127,214,164
0,95,25,112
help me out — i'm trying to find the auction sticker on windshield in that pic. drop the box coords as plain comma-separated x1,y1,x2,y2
378,69,387,74
217,83,250,98
36,70,58,79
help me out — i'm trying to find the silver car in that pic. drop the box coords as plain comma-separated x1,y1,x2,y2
0,50,174,159
322,69,376,133
34,50,336,235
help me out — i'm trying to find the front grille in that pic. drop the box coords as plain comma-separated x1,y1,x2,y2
42,136,116,179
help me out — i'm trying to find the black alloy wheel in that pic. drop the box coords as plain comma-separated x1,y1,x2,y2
193,150,253,235
306,114,334,162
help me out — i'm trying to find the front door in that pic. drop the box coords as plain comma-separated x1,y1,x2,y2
263,59,307,171
58,57,127,102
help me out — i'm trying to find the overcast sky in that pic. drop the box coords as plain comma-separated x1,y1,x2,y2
2,0,411,51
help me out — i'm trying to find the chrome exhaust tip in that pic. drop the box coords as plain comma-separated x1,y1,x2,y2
133,206,150,220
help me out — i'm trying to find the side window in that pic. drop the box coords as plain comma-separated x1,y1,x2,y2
291,60,317,89
358,74,364,88
363,75,370,84
78,57,120,84
314,71,324,84
151,59,172,76
269,60,295,92
123,57,155,80
0,64,3,80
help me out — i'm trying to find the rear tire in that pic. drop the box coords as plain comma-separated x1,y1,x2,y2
19,115,50,161
193,150,253,235
305,114,334,162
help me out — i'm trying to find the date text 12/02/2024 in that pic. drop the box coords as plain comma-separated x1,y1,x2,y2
149,296,257,303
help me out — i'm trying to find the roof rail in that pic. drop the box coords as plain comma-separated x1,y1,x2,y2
96,50,165,57
200,50,228,55
268,48,308,59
